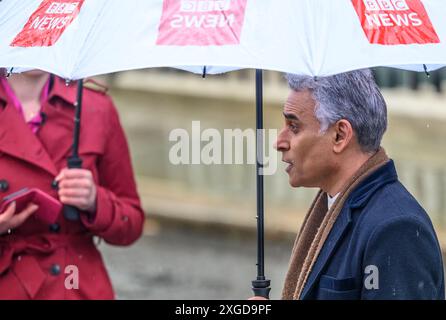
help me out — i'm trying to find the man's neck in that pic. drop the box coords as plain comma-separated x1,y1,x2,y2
8,73,49,104
323,151,373,197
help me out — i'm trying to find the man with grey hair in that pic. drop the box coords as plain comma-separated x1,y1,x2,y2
274,69,444,300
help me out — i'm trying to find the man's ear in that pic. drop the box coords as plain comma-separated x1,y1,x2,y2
332,119,353,154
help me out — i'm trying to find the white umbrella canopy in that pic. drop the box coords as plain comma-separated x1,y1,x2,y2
0,0,445,80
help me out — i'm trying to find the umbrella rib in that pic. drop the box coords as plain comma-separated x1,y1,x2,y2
70,0,109,80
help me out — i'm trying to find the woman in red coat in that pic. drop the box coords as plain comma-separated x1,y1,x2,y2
0,70,145,299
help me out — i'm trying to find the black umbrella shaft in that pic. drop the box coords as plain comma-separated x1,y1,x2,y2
72,79,83,158
63,79,83,221
255,69,265,279
251,70,270,299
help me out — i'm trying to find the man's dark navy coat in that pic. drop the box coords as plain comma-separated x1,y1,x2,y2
302,160,445,299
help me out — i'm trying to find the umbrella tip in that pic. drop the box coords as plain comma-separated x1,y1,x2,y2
65,79,71,86
5,67,13,78
423,64,430,78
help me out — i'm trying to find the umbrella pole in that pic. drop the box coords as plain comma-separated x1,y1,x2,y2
251,69,271,299
63,79,83,221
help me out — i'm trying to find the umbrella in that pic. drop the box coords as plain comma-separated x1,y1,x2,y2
1,0,445,78
1,0,446,298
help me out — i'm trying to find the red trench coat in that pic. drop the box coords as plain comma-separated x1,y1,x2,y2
0,76,144,299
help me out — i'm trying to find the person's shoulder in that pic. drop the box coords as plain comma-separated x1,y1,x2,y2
358,183,440,252
83,78,109,96
361,181,433,230
82,78,117,112
380,181,427,216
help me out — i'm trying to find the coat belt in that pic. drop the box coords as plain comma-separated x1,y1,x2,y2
0,233,93,298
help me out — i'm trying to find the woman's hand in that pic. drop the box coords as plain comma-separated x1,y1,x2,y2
0,202,38,235
56,168,97,213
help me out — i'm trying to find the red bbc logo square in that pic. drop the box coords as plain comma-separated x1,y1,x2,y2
11,0,84,47
352,0,440,45
156,0,248,46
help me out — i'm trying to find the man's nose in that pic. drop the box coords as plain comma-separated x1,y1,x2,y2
275,130,289,152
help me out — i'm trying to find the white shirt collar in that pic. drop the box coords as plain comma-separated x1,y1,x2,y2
327,193,339,210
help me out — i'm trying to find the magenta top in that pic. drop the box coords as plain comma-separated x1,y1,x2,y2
0,76,50,134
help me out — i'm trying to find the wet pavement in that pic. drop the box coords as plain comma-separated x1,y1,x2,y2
99,223,294,300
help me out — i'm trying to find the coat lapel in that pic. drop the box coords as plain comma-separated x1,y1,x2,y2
0,101,58,177
38,98,76,166
300,206,352,299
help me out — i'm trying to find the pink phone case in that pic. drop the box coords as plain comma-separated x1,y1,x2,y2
0,188,62,224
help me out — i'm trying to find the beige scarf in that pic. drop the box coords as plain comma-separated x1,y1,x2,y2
281,148,389,300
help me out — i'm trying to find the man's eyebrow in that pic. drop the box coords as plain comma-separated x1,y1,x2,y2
283,112,299,121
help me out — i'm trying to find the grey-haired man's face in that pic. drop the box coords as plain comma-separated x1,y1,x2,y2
275,89,336,188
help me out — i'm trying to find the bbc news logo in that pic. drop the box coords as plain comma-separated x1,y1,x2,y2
156,0,248,46
180,0,232,12
363,0,409,11
45,1,81,14
10,0,84,47
352,0,440,45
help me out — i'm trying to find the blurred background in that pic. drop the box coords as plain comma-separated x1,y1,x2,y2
96,68,446,299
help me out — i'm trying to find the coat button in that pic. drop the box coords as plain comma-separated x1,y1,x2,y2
49,223,60,233
50,264,61,276
0,179,9,192
51,180,59,190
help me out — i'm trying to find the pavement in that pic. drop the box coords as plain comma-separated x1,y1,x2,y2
99,219,293,300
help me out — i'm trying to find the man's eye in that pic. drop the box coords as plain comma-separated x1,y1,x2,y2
289,124,299,133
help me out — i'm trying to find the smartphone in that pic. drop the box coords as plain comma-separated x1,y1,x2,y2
0,188,62,224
